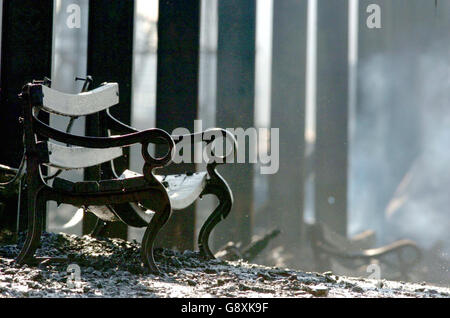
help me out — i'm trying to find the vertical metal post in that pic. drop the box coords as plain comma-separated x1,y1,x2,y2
0,0,54,233
83,0,135,239
214,0,256,248
267,0,308,248
315,0,349,236
154,0,200,250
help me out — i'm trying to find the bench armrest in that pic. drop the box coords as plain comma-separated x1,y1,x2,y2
106,109,237,165
32,115,175,167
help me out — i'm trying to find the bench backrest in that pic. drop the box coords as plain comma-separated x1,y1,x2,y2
27,82,124,170
34,83,119,116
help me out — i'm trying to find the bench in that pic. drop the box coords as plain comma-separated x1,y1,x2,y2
306,221,422,280
16,78,237,273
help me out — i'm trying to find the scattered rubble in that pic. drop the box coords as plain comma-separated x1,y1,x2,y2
0,232,448,298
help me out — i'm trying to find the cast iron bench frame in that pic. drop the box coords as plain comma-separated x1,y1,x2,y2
307,221,422,280
16,78,237,273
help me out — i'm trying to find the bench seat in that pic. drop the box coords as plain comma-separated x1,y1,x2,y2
120,170,207,210
53,171,208,224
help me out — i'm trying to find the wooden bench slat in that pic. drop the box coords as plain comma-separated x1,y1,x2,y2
45,142,123,169
119,170,208,210
38,83,119,116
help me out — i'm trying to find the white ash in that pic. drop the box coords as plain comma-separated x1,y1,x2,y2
0,232,449,298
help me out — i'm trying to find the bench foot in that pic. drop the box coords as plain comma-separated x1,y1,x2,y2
90,218,108,237
16,188,46,266
198,167,233,259
141,203,171,274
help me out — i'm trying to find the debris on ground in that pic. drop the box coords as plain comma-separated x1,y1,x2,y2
0,232,448,298
215,229,280,262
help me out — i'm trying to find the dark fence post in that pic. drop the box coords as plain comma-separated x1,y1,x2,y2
154,0,200,250
214,0,256,248
267,0,308,249
315,0,349,236
83,0,135,239
0,0,54,234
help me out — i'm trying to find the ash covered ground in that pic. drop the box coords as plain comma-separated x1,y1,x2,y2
0,232,449,298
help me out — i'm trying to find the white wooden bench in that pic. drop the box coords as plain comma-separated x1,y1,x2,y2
16,78,237,273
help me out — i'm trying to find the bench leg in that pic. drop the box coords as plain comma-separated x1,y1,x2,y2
90,218,108,237
16,188,46,265
141,202,171,274
198,167,233,259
